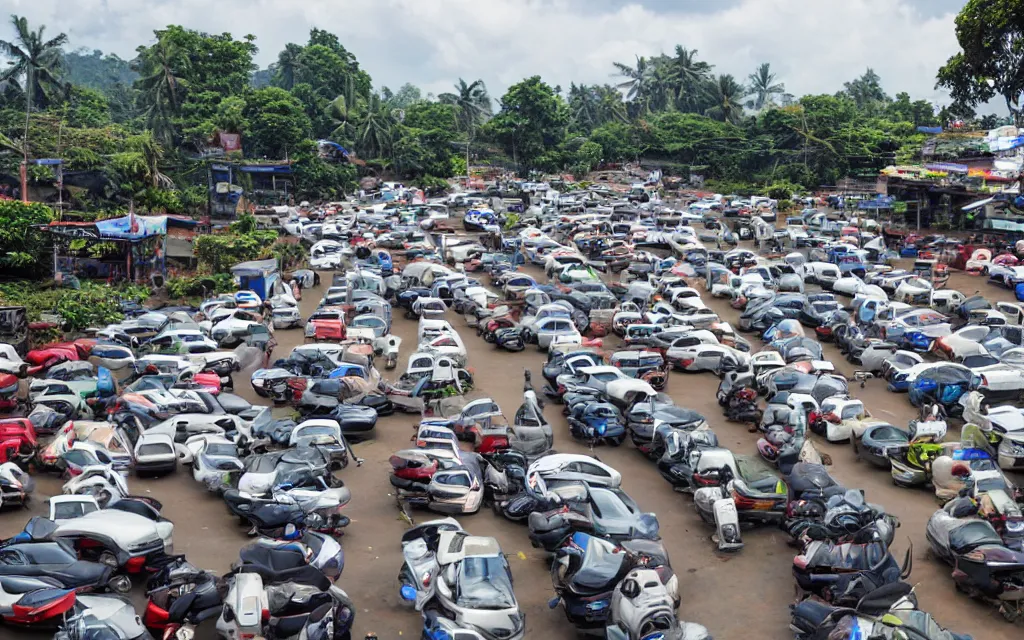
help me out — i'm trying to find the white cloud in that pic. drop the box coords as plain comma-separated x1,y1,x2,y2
6,0,961,106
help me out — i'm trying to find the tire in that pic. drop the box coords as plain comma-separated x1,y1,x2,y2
607,435,625,447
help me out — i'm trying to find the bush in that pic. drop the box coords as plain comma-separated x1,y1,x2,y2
165,273,235,299
0,281,149,332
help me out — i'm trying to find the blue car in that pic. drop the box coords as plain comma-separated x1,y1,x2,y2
908,365,979,411
566,402,626,446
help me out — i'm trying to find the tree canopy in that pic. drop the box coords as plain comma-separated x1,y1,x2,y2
0,6,1011,218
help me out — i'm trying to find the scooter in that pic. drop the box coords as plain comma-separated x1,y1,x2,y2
605,568,712,640
549,533,677,630
0,461,34,507
397,517,463,610
143,557,225,634
693,466,787,551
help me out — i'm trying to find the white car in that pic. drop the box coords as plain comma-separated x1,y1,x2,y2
893,277,933,305
989,264,1024,288
210,311,265,347
146,329,218,355
930,289,967,315
666,344,749,374
0,343,27,376
528,316,581,350
54,507,174,556
271,306,303,329
831,276,865,297
133,433,178,476
933,325,991,361
527,453,621,487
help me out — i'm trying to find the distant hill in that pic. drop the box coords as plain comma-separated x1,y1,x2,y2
251,66,274,88
63,49,138,92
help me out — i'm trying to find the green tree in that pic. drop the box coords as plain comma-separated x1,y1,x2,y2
133,35,188,144
0,14,68,164
243,87,311,158
937,0,1024,125
666,45,713,112
705,74,746,124
438,78,492,174
272,43,304,90
486,76,567,172
842,68,888,112
613,56,656,113
746,63,785,111
0,200,54,271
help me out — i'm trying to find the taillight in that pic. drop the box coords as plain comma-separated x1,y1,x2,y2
692,473,717,486
422,572,431,588
981,375,989,387
733,493,758,509
680,358,694,368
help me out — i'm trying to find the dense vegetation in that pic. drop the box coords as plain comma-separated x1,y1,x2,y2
0,4,1017,215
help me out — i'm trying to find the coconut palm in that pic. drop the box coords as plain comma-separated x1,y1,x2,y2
0,15,68,162
746,63,785,111
325,74,362,141
705,74,746,124
438,78,491,176
355,92,396,159
135,35,188,145
667,45,713,111
438,78,491,131
273,43,303,90
613,56,655,111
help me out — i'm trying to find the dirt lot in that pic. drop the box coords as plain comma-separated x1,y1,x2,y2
3,262,1022,640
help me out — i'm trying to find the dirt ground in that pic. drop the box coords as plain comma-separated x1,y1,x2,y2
4,257,1023,640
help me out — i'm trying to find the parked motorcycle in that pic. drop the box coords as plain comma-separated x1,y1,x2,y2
926,504,1024,622
793,537,912,606
567,402,627,446
143,556,225,634
548,532,677,630
605,568,712,640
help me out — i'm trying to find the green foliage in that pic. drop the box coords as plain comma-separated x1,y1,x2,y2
243,87,311,157
937,0,1024,124
485,76,568,172
62,49,137,92
0,281,148,332
194,229,277,274
0,200,54,273
165,273,234,298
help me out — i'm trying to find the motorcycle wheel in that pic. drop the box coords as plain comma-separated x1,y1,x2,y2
607,435,625,447
108,574,132,593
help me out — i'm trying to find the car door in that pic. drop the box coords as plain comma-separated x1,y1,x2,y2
697,349,723,371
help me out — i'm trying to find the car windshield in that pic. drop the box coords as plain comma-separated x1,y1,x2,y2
297,426,338,439
205,443,237,457
590,488,632,519
52,501,97,520
457,556,516,609
813,302,839,313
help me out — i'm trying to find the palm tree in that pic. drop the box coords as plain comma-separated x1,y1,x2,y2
325,75,362,142
613,56,655,112
746,63,785,111
438,78,491,176
667,45,713,111
273,43,303,90
134,36,188,145
0,15,68,165
355,92,395,160
705,74,746,124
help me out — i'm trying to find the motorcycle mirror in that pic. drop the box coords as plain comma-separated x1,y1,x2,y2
400,585,417,601
547,596,561,609
356,457,365,467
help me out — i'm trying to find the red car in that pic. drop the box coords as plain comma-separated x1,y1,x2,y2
0,418,37,466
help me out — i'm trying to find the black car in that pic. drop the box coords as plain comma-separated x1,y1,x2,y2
798,298,842,328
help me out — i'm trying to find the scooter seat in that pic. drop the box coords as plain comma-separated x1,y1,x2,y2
0,575,61,594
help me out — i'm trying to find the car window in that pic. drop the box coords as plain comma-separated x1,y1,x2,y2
590,489,631,519
53,501,91,520
579,462,610,478
592,372,619,382
139,443,174,456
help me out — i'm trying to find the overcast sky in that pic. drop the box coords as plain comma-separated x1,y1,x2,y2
7,0,978,109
